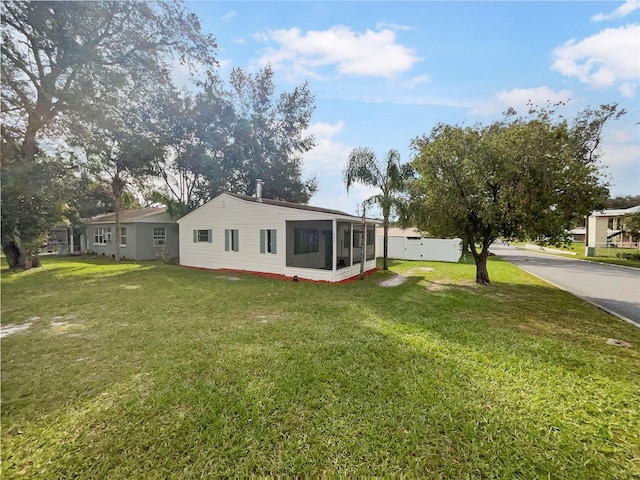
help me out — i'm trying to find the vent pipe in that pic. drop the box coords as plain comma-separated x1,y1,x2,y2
256,179,264,202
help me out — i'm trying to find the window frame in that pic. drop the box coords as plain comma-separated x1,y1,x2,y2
120,227,127,246
194,229,212,243
153,227,166,247
260,229,277,254
94,227,107,245
225,229,240,252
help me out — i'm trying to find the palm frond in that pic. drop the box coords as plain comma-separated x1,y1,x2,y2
343,147,383,192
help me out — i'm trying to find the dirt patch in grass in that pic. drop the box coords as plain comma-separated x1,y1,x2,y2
0,322,33,338
379,275,409,287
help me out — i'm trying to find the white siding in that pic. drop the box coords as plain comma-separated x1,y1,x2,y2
178,194,377,282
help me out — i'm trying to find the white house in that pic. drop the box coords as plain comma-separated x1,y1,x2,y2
375,227,462,263
177,192,378,282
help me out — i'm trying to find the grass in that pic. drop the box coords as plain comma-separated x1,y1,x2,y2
2,256,640,478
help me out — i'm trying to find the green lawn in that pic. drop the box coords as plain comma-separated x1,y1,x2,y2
2,257,639,478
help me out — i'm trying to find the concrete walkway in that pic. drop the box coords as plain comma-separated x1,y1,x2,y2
492,244,640,328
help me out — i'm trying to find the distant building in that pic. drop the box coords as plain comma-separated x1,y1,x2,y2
585,205,640,255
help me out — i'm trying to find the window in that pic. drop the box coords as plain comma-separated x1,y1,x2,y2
225,229,239,252
294,228,319,255
366,225,375,246
366,225,375,260
120,227,127,246
260,229,277,254
153,227,166,246
353,230,362,248
94,227,107,245
193,229,212,243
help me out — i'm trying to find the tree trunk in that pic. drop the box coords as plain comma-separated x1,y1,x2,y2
3,241,24,269
112,177,122,262
359,205,366,280
382,213,389,270
468,235,491,285
474,253,490,285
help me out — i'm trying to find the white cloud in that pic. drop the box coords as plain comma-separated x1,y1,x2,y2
471,86,572,115
375,22,413,32
592,0,640,21
552,24,640,96
401,74,431,89
256,26,421,80
600,140,640,166
221,11,237,22
303,121,352,175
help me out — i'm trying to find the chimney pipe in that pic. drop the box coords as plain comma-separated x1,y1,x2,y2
256,179,263,202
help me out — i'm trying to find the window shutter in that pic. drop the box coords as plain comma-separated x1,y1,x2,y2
260,230,265,253
208,229,212,243
235,230,239,252
225,229,229,251
271,230,277,254
193,230,197,243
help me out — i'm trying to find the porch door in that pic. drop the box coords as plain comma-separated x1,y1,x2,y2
323,230,333,269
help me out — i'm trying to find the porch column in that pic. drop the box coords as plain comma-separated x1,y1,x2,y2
332,219,337,275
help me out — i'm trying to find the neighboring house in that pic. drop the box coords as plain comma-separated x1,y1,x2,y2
586,205,640,254
81,207,179,260
376,227,462,263
178,192,378,282
44,221,81,255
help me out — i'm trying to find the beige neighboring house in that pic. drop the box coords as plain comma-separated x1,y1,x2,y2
586,205,640,254
81,207,179,260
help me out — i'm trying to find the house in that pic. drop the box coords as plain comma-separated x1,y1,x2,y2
43,221,81,255
177,192,378,282
375,227,462,263
81,207,179,260
586,205,640,255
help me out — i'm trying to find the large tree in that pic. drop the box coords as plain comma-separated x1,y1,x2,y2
226,65,317,202
1,1,217,268
152,65,318,216
344,148,411,270
410,104,623,284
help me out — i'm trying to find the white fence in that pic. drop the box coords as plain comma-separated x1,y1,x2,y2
376,236,463,263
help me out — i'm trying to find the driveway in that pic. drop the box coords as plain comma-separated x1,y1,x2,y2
491,244,640,327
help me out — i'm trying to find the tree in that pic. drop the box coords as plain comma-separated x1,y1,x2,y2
150,86,235,218
72,94,166,261
410,104,623,284
344,148,411,270
605,195,640,209
226,66,317,203
623,212,640,245
152,65,318,216
1,1,218,267
0,133,77,268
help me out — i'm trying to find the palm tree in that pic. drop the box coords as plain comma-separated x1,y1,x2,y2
344,147,410,270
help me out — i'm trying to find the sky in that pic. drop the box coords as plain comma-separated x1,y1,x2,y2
186,0,640,215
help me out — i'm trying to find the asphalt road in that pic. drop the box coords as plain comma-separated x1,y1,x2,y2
491,244,640,327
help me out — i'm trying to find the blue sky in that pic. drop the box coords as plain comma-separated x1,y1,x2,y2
186,1,640,215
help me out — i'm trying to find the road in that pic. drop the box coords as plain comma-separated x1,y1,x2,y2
491,244,640,327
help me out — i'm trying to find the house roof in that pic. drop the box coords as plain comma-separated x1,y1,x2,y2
179,192,377,223
86,207,170,224
226,192,363,218
590,205,640,217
